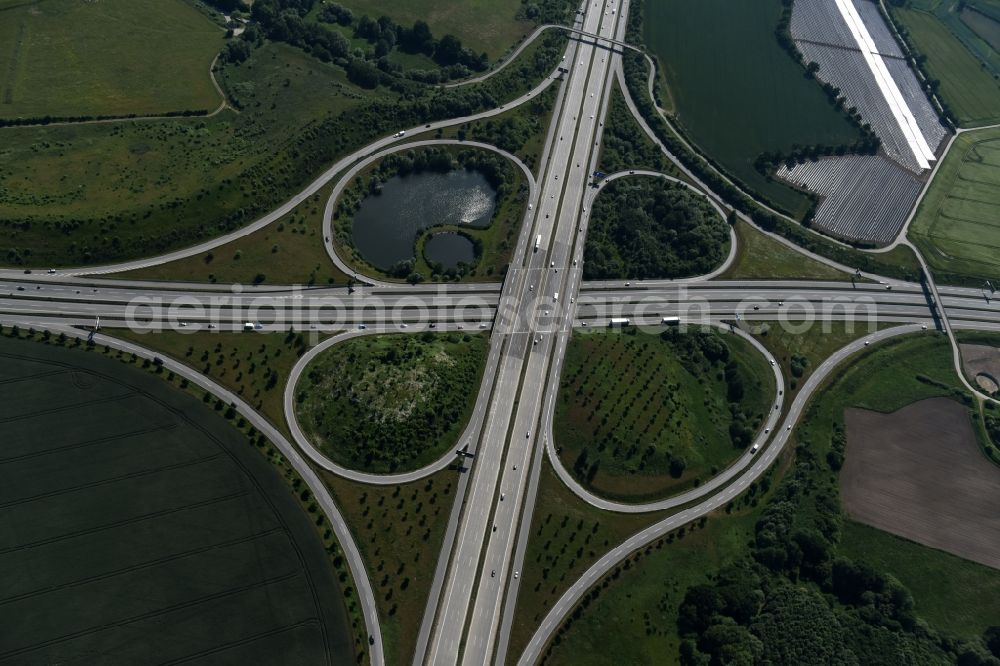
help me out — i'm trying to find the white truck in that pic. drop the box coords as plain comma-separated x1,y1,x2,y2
534,234,542,252
609,318,630,327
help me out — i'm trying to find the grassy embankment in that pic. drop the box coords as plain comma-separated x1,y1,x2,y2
0,0,223,119
555,328,773,502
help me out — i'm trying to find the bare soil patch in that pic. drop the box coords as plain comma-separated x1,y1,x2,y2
961,344,1000,393
841,397,1000,570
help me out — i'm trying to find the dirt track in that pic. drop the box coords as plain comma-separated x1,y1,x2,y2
842,397,1000,570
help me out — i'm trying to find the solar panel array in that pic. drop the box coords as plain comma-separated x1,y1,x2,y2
781,0,949,244
776,154,923,245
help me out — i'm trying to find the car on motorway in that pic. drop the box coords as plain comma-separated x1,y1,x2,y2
47,269,56,274
750,444,759,454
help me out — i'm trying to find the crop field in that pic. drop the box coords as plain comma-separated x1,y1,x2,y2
0,335,352,663
892,4,1000,126
642,0,863,217
0,0,223,119
909,126,1000,282
842,397,1000,569
554,328,773,502
295,332,488,473
336,0,532,61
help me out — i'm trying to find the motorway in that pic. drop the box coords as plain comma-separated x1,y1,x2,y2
3,1,1000,665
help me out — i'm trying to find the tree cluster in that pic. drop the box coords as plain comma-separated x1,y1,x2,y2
584,178,730,280
675,440,1000,665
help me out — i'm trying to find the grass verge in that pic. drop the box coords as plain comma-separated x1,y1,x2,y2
554,327,773,502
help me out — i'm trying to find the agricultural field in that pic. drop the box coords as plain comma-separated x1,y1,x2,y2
842,397,1000,569
554,328,773,502
0,22,565,268
334,0,533,61
0,334,353,663
0,0,224,120
542,333,1000,665
909,126,1000,283
642,0,863,217
891,3,1000,126
295,332,488,473
322,469,456,666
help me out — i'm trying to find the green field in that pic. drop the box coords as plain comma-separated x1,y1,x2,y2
322,469,456,666
0,41,381,267
121,180,353,287
892,3,1000,126
720,220,851,281
295,332,488,473
542,508,764,666
750,320,889,393
0,334,354,663
555,328,773,502
544,333,1000,664
336,0,532,60
642,0,863,217
840,521,1000,641
909,126,1000,282
0,0,223,119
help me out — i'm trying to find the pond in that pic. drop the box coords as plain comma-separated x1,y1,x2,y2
350,169,495,271
424,232,476,270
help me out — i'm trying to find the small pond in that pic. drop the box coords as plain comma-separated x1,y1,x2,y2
424,232,476,270
350,169,495,270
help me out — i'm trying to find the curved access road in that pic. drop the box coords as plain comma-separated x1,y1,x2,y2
541,321,784,513
283,324,505,485
320,139,537,288
18,321,386,666
517,322,923,665
12,50,566,280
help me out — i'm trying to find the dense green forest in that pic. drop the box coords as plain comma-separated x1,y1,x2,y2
584,177,730,280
